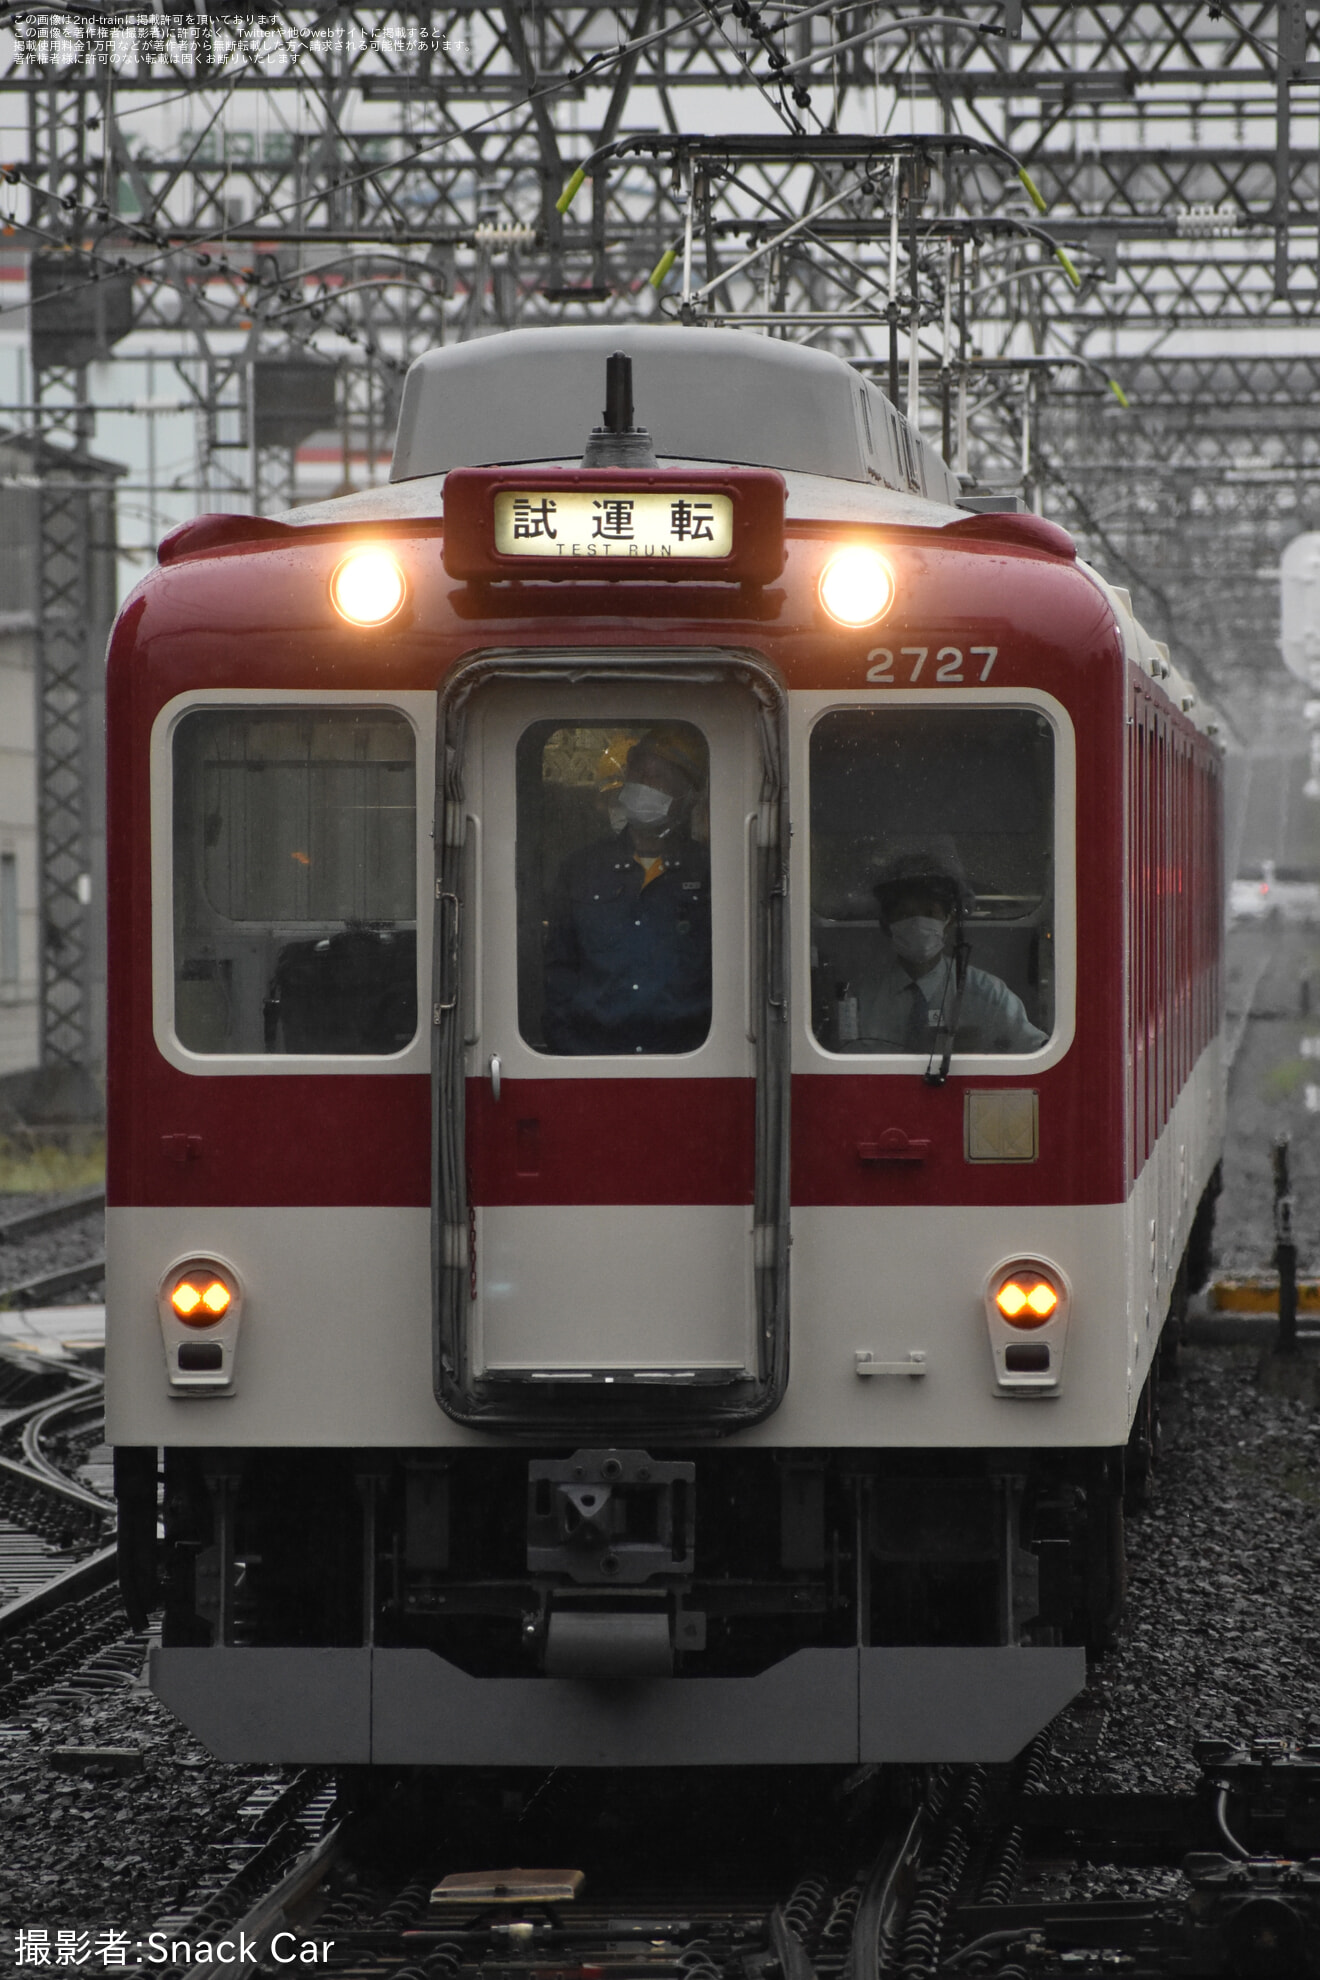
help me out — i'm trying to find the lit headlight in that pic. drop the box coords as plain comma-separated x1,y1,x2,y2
330,547,406,626
818,546,895,628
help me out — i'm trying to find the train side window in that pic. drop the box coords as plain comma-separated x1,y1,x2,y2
172,708,417,1055
514,719,712,1055
809,708,1055,1056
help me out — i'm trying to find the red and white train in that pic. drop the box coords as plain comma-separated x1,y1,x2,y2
107,325,1224,1769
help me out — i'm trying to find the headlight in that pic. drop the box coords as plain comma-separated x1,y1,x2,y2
330,546,406,626
818,546,895,628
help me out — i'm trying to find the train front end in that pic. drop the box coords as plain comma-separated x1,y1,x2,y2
106,326,1223,1769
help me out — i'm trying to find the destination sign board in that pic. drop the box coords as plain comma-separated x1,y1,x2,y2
493,489,734,560
441,465,786,584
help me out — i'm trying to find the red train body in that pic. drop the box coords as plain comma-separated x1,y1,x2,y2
106,327,1224,1769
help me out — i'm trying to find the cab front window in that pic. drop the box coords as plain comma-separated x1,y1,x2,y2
810,707,1055,1056
172,707,417,1055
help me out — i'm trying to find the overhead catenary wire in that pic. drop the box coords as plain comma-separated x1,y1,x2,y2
683,170,883,304
1,4,1119,520
640,133,1067,390
1,1,742,331
779,10,1005,78
3,4,1064,409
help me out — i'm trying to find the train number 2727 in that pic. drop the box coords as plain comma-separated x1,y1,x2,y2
865,645,998,684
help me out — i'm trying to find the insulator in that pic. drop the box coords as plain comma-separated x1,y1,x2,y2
472,224,538,246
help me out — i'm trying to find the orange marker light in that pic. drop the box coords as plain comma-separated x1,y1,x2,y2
818,546,896,628
995,1275,1060,1329
170,1272,231,1326
330,547,406,626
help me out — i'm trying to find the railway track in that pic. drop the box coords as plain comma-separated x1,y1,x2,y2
0,1250,107,1304
131,1783,888,1980
0,1182,107,1305
134,1774,340,1980
142,1734,1320,1979
0,1352,119,1709
0,1184,106,1247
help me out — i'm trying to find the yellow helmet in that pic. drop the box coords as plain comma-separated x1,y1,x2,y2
634,723,706,790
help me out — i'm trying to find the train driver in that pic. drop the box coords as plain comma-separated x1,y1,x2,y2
541,726,712,1055
849,847,1047,1055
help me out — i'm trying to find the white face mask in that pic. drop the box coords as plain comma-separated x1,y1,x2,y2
618,780,674,828
889,915,948,972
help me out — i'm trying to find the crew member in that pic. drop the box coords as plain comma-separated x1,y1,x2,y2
541,727,711,1055
847,848,1047,1055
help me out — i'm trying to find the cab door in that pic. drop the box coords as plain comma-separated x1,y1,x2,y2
432,654,789,1433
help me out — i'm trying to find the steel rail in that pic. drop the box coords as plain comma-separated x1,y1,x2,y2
18,1382,113,1508
0,1362,116,1643
1226,950,1272,1073
0,1185,105,1245
852,1800,931,1980
0,1250,106,1305
0,1445,107,1515
0,1367,101,1433
186,1824,345,1980
0,1541,118,1631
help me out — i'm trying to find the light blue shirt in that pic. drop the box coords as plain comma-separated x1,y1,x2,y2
848,954,1047,1055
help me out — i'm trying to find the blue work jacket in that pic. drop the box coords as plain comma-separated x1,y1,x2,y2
541,832,712,1054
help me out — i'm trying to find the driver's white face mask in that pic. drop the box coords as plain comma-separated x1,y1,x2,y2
889,915,949,972
618,780,674,828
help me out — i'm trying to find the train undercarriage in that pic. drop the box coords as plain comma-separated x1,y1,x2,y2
123,1441,1138,1673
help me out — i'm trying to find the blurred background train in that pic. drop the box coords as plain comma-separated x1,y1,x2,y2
106,324,1224,1768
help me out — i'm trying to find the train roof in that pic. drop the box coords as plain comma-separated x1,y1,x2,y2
279,460,963,532
277,326,968,534
259,329,1217,731
390,326,961,503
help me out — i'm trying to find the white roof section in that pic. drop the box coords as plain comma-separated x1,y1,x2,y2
278,462,965,532
1077,558,1221,739
387,325,961,504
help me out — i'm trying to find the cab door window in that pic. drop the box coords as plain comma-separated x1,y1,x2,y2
515,720,711,1056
